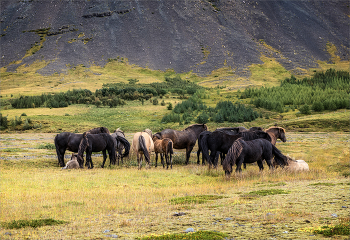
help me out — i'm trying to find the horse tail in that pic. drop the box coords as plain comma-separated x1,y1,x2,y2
54,134,64,167
139,135,150,164
223,138,244,171
201,133,211,164
271,144,288,166
117,136,130,158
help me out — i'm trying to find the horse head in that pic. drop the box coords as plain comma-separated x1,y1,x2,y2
144,129,152,137
278,128,287,142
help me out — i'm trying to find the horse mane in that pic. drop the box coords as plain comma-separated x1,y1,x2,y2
184,124,206,131
77,131,90,164
223,138,244,171
143,128,152,137
89,127,110,134
266,126,285,133
240,131,263,141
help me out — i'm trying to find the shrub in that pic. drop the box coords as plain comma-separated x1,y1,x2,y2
0,113,8,130
196,112,209,124
312,101,324,112
299,104,311,114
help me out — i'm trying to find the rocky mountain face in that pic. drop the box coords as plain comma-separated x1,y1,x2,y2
0,0,349,76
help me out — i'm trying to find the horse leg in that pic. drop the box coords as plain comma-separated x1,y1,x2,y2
266,158,274,171
160,153,165,168
138,153,142,170
185,145,194,165
197,150,200,165
57,148,66,167
257,160,264,171
170,152,173,169
235,156,244,173
155,153,158,168
101,150,107,168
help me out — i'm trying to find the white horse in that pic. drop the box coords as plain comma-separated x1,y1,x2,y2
62,153,80,169
132,129,154,169
273,156,309,171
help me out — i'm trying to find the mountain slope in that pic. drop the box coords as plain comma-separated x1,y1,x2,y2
0,0,349,76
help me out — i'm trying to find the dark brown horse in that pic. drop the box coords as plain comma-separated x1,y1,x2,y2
157,124,208,164
152,135,174,169
54,127,110,167
201,130,271,167
77,132,116,169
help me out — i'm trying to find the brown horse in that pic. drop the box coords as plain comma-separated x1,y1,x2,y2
152,135,174,169
266,126,287,145
157,124,208,164
132,129,154,169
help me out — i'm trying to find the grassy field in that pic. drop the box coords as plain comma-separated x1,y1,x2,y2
0,50,349,239
0,132,349,239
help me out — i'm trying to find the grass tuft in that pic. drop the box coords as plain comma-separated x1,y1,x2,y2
1,218,67,229
37,143,56,150
247,189,290,196
139,230,228,240
314,218,350,237
170,195,226,205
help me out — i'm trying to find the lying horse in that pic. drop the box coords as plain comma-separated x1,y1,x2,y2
111,128,130,165
273,156,309,171
223,138,288,176
201,130,271,167
77,132,116,169
61,153,80,169
132,129,154,169
54,127,110,167
152,135,174,169
157,124,207,164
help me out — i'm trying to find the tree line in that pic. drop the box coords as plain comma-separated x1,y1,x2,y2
240,69,349,113
8,76,202,109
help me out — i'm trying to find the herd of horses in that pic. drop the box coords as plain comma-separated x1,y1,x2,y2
55,124,309,175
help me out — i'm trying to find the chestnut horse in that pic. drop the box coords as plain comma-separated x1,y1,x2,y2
152,135,174,169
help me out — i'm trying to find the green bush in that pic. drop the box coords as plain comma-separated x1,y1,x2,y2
299,104,311,114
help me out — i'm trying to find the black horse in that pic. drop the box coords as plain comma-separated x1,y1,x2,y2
157,124,208,164
77,132,116,169
54,127,110,167
223,138,288,176
201,130,271,167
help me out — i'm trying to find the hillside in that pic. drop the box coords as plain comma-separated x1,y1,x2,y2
1,0,349,77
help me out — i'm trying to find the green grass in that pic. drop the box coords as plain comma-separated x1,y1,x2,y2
139,230,228,240
170,195,227,205
1,218,66,229
314,219,350,237
247,189,290,196
37,143,56,150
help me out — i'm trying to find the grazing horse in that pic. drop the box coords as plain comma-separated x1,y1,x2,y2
158,124,208,164
152,136,174,169
223,138,288,177
266,126,287,145
61,153,80,169
201,130,271,167
132,129,154,169
273,156,309,171
77,132,116,169
54,127,110,167
111,128,130,165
